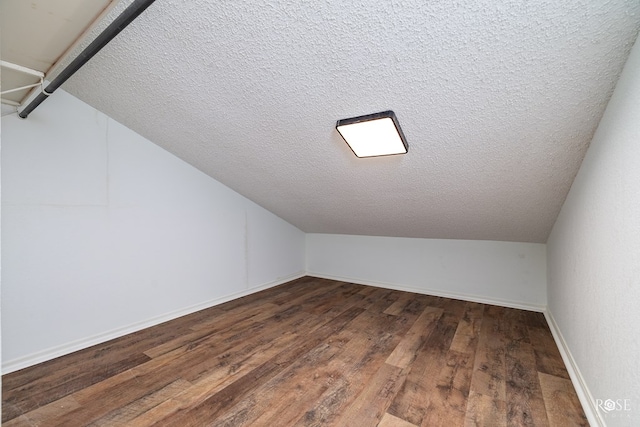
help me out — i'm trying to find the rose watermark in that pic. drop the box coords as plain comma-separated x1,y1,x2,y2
596,398,631,418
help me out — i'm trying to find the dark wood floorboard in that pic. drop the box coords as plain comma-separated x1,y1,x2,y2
2,277,588,426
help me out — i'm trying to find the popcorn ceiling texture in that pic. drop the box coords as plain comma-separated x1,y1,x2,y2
61,0,640,243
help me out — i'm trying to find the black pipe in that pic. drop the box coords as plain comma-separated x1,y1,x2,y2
19,0,156,119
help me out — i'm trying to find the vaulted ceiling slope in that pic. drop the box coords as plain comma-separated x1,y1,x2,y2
57,1,640,242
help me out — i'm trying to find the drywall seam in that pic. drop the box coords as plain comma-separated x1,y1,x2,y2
307,272,546,313
544,310,603,427
1,271,305,374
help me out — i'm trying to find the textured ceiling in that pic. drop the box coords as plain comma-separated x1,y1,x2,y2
58,0,640,243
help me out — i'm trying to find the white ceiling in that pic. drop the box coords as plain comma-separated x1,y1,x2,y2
25,1,640,242
0,0,115,105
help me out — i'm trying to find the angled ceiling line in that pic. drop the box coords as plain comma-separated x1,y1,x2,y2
47,1,640,243
42,0,122,90
18,0,157,119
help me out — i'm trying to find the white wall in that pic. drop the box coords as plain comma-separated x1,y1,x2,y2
307,233,546,310
1,90,305,372
547,38,640,427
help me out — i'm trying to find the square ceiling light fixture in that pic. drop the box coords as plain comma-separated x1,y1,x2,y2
336,110,408,158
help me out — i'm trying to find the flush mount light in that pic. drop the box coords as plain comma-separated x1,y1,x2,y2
336,110,408,158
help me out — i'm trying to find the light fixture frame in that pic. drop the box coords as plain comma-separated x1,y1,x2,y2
336,110,409,158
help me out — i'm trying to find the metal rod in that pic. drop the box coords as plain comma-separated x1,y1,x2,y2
1,98,21,107
0,60,45,78
1,82,42,96
18,0,156,119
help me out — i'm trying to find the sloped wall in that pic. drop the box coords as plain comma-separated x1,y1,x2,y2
1,90,305,371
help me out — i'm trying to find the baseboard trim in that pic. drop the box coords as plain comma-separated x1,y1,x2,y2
4,270,599,426
306,272,546,312
543,310,603,427
1,272,306,374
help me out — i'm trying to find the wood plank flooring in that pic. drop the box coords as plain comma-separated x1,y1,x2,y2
2,277,588,426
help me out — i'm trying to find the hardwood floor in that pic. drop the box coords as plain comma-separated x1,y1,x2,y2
2,277,588,426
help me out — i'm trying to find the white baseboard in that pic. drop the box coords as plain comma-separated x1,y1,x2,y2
1,272,306,374
306,272,546,312
309,273,601,424
3,271,600,427
543,310,603,427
